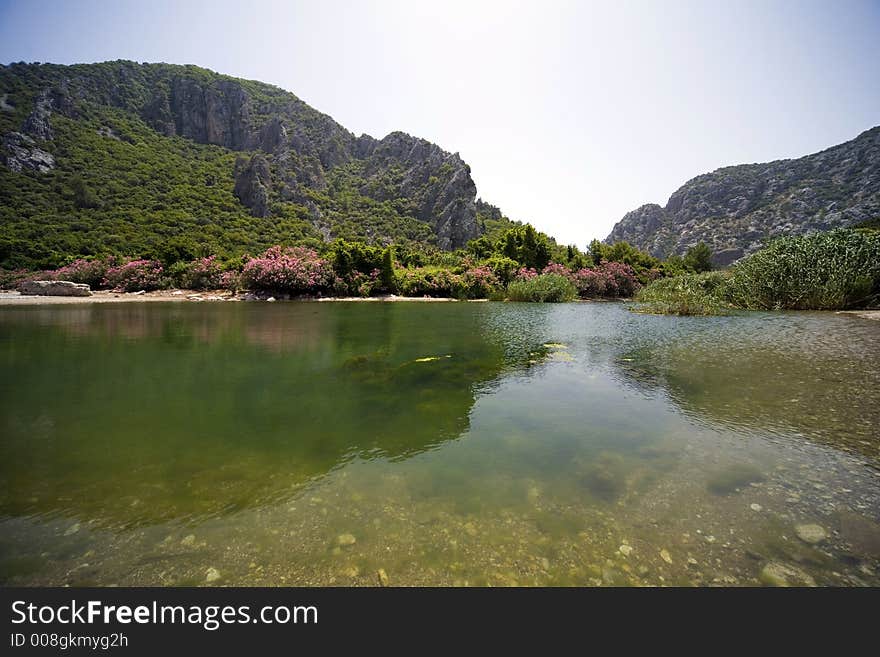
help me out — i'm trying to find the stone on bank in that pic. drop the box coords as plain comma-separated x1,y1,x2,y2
17,280,93,297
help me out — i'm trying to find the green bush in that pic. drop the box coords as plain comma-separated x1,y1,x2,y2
506,273,576,302
635,271,729,316
723,229,880,310
683,242,713,273
636,228,880,315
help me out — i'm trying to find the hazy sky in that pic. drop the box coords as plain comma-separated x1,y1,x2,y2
1,0,878,246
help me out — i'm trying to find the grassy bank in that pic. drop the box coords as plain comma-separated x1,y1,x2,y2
635,229,880,315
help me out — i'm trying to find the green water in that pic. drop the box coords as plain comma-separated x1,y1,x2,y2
1,301,878,586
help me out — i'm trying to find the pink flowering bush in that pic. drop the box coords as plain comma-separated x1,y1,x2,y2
570,262,639,298
54,257,117,288
541,262,573,279
220,270,240,292
241,246,334,295
600,261,639,297
461,265,500,298
0,268,31,290
180,256,224,290
103,259,166,292
347,269,383,297
572,267,610,297
515,267,539,281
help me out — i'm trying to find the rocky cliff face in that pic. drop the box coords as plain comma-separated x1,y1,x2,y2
607,127,880,265
356,131,479,249
0,60,484,250
233,154,272,218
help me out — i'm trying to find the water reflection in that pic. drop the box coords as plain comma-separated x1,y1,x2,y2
612,310,880,461
0,303,513,527
0,302,878,586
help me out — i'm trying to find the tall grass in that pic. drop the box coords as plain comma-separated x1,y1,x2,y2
507,273,577,302
635,271,729,315
635,228,880,315
722,229,880,310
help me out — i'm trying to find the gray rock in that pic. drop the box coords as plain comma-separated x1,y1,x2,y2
2,132,55,173
233,154,271,217
169,77,252,150
17,280,92,297
360,131,480,249
22,89,55,141
795,523,829,545
759,561,816,587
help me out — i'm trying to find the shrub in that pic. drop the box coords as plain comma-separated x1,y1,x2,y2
483,255,519,284
220,270,240,292
241,246,334,295
0,268,30,290
103,259,165,292
397,267,464,297
723,229,880,310
635,271,729,315
599,261,639,297
572,267,609,297
514,267,539,281
568,262,639,298
54,257,115,288
460,265,500,299
541,262,573,278
507,273,576,302
176,255,224,290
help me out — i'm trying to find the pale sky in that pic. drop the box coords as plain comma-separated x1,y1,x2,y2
1,0,878,247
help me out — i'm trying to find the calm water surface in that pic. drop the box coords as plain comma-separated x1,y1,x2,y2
1,301,878,586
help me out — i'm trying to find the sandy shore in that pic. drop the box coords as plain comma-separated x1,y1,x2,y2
0,290,464,305
838,310,880,321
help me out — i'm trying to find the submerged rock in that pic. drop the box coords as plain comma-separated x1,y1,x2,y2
18,280,92,297
336,533,357,547
759,562,816,587
837,511,880,558
205,567,221,583
795,524,828,545
377,568,389,586
706,463,764,495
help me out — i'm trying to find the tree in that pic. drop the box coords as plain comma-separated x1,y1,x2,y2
684,242,713,273
71,175,99,209
380,247,397,293
533,238,552,270
589,239,604,266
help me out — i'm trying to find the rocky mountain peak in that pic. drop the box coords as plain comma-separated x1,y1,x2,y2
606,127,880,265
0,60,491,251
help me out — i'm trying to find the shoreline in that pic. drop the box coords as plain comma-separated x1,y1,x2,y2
2,290,877,317
0,290,466,305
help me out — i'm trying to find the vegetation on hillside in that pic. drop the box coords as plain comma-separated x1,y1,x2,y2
4,217,690,302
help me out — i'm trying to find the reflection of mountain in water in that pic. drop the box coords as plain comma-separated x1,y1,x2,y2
611,312,880,462
0,303,517,527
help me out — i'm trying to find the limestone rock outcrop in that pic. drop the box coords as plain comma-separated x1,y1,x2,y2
607,126,880,265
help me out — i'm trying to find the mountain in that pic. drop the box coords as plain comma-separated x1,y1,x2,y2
0,60,504,269
606,126,880,265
